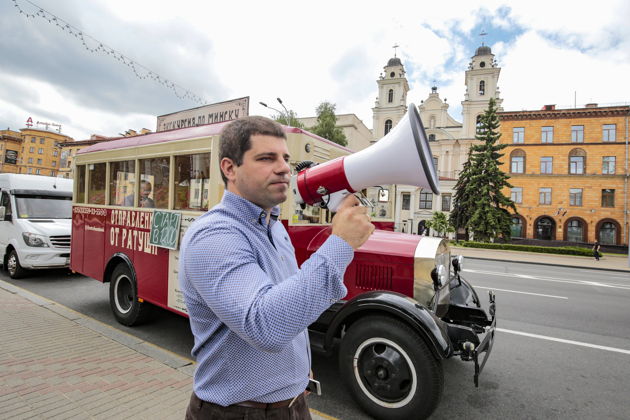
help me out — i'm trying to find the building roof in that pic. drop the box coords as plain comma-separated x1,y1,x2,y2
387,57,402,67
475,45,492,56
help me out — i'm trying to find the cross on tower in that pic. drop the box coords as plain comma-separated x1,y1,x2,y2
479,30,488,46
392,44,399,57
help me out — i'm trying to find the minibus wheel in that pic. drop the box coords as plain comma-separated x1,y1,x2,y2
7,249,26,279
338,315,443,420
109,263,152,326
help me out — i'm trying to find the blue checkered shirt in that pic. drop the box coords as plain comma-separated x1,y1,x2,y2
179,191,353,406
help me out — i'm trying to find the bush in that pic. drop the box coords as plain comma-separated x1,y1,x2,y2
451,241,593,257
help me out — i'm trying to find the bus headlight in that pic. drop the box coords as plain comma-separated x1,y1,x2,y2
22,232,49,247
436,264,448,288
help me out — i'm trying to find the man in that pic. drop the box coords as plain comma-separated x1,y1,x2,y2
180,116,374,419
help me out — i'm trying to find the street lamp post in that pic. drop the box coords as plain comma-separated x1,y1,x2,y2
259,99,293,126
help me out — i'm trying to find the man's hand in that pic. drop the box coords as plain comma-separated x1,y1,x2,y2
331,194,375,250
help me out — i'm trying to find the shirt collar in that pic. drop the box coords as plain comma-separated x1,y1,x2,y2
222,190,281,227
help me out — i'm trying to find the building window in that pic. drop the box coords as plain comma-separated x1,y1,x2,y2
567,219,584,242
30,137,35,143
40,137,45,144
569,148,586,174
27,167,33,174
599,222,617,245
511,217,523,238
432,156,438,172
384,119,392,136
29,146,34,153
401,193,410,210
35,169,41,174
602,124,616,142
388,89,394,103
511,187,522,204
50,171,55,176
513,127,524,143
428,134,436,141
38,148,43,154
476,115,484,134
441,194,451,211
571,125,584,143
479,80,485,95
52,161,56,167
539,187,551,205
541,126,554,143
53,150,58,157
37,158,42,165
28,157,33,164
540,157,553,174
601,189,615,207
569,188,583,206
419,192,433,209
510,149,525,173
602,156,616,174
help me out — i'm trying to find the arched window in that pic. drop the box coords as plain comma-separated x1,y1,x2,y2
598,221,618,245
569,148,586,174
511,216,523,238
384,120,392,135
388,89,394,103
510,149,526,174
535,216,556,240
428,134,436,141
430,115,436,128
566,219,584,242
476,115,485,134
479,80,485,95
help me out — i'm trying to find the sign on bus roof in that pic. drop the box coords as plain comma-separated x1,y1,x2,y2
156,97,249,132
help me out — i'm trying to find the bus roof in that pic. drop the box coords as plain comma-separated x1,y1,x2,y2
78,122,354,155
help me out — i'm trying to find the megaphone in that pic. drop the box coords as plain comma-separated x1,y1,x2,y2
291,104,440,211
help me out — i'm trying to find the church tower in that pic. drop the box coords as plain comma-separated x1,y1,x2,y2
372,54,409,141
461,44,503,139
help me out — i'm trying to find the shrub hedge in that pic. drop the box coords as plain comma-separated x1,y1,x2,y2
451,241,594,257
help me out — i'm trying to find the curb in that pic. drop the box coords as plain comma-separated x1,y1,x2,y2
0,279,196,376
461,255,630,273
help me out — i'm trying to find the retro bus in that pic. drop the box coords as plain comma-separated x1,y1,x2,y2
71,122,495,420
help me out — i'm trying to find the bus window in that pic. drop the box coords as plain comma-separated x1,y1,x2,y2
87,163,106,204
76,165,86,203
139,157,169,209
110,160,136,206
174,153,210,211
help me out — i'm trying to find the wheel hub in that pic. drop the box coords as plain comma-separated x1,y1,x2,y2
358,341,413,402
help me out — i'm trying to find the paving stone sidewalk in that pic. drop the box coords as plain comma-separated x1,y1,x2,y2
0,283,330,420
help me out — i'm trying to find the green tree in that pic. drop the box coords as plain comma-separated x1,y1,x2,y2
425,211,455,237
454,98,516,242
272,110,304,129
449,148,475,237
308,101,347,146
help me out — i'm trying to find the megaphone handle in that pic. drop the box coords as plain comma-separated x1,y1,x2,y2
324,190,373,212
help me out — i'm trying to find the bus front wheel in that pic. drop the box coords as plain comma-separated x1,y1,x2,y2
338,315,444,420
109,263,152,326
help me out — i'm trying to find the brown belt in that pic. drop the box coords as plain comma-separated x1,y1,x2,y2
234,392,303,409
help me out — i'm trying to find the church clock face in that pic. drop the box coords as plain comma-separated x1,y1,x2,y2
479,61,486,68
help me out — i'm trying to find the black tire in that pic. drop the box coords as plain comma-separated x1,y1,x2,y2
109,263,152,326
7,249,27,279
339,315,444,420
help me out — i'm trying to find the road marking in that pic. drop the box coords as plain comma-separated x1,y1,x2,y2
474,286,567,299
498,328,630,355
464,269,630,290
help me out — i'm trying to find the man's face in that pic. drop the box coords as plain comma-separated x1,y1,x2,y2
222,134,290,211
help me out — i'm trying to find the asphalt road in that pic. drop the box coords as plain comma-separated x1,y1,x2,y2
2,259,629,419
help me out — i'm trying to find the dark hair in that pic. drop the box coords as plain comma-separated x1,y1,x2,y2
219,116,286,185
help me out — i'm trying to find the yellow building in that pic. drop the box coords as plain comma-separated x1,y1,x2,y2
498,104,630,247
0,129,23,174
18,127,73,177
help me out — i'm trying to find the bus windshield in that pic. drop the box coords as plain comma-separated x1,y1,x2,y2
15,195,72,219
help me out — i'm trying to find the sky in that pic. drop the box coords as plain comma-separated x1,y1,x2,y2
1,0,629,141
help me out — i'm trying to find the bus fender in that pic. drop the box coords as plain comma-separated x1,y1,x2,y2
325,291,452,360
103,252,136,283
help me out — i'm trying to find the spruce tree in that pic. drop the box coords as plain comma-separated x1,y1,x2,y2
454,98,516,242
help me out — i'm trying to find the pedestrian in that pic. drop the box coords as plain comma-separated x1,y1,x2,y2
179,116,375,420
593,240,601,261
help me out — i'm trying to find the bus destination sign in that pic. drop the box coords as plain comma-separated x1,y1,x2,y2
156,96,249,132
